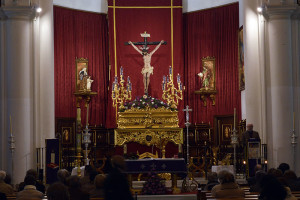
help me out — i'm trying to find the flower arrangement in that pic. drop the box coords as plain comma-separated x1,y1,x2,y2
141,171,166,195
119,95,176,112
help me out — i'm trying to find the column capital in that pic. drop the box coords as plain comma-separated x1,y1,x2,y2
1,6,36,20
263,4,298,20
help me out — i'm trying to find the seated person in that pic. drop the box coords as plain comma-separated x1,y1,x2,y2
16,175,44,200
89,174,106,198
249,170,266,192
0,170,14,196
204,172,219,191
47,182,70,200
18,169,45,193
283,170,300,191
211,170,244,198
259,175,287,200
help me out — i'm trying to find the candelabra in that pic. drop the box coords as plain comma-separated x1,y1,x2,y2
162,66,183,109
112,66,132,109
231,108,239,176
82,125,91,165
291,112,297,170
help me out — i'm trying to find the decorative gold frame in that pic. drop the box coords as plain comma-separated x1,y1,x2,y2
221,124,232,143
75,57,89,92
238,26,245,91
195,56,217,106
61,127,72,144
200,56,216,91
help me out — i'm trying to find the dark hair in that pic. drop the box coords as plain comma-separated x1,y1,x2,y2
26,169,38,180
84,165,93,176
111,155,126,171
218,170,235,184
47,182,70,200
24,175,36,186
278,163,290,174
57,169,70,185
89,170,98,183
259,175,287,200
283,170,297,180
67,175,81,189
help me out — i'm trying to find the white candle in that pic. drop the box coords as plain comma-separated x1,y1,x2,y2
10,115,13,137
234,108,236,129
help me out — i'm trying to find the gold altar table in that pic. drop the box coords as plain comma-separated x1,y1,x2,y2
114,128,183,158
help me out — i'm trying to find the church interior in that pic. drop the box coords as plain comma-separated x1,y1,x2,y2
0,0,300,199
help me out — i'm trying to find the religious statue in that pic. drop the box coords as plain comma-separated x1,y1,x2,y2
86,76,94,90
128,39,164,95
198,65,211,89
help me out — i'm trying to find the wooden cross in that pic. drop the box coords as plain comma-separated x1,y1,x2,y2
183,105,192,123
125,31,167,52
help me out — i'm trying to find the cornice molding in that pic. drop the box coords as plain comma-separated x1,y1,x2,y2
1,6,36,20
263,4,298,20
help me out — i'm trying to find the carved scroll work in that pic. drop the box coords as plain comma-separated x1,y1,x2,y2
114,128,183,158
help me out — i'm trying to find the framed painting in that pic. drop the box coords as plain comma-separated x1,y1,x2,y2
238,26,245,91
75,57,88,92
61,127,72,144
199,56,216,91
221,124,232,143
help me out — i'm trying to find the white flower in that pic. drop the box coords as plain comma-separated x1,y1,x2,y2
198,72,203,78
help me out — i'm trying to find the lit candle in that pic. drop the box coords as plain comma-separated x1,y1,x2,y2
112,83,115,90
167,76,169,83
127,76,130,83
234,108,236,128
169,66,172,75
114,76,118,83
10,115,13,137
177,74,181,83
180,83,182,90
120,66,123,76
129,83,132,91
163,75,166,84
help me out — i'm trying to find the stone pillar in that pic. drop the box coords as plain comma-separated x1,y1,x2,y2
1,4,36,183
264,4,297,169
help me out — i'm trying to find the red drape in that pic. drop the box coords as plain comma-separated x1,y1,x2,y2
54,6,109,126
183,3,241,124
107,0,184,128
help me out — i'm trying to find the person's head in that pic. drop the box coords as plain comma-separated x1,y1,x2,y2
84,165,93,177
246,124,254,131
259,175,287,200
47,182,70,200
24,175,36,186
57,169,70,184
94,174,106,189
26,169,38,180
255,170,266,182
254,164,262,173
111,155,126,171
67,175,81,189
207,172,218,182
4,173,11,185
0,170,6,181
218,170,235,184
283,170,297,180
269,169,283,178
278,163,290,174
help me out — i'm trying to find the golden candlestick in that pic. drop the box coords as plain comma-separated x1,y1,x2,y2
162,66,183,109
112,66,132,109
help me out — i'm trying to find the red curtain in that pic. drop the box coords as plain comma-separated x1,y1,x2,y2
183,3,240,124
54,6,109,126
107,0,184,128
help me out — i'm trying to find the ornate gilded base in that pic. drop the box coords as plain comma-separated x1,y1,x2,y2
114,128,183,158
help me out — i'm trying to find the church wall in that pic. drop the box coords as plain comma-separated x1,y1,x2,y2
53,0,108,14
182,0,238,13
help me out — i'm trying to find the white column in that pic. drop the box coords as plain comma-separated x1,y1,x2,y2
1,5,36,183
243,0,265,139
264,4,297,169
33,0,55,170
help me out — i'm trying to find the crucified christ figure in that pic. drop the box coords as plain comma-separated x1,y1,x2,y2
128,40,164,95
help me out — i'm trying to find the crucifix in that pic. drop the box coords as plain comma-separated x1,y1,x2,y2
126,31,167,95
183,105,192,166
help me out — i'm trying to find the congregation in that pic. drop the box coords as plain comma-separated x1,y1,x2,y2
1,157,300,200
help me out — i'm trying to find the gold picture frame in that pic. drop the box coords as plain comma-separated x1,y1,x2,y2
200,56,216,91
75,57,89,92
61,127,72,144
221,124,232,143
238,26,245,91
